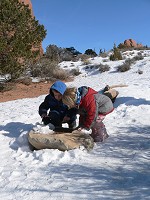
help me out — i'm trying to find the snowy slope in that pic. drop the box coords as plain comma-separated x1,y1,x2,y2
0,50,150,200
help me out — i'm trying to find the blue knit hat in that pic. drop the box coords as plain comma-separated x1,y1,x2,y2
50,80,67,95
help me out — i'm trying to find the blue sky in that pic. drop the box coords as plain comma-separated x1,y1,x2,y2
31,0,150,54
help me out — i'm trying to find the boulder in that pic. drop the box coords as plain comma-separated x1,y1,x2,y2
118,39,143,49
28,130,94,151
124,39,143,48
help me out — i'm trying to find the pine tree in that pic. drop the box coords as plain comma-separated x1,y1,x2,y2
84,49,97,57
0,0,46,79
110,44,122,61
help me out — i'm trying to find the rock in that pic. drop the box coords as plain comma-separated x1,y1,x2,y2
118,39,143,49
19,0,33,15
19,0,43,55
124,39,143,48
28,130,94,151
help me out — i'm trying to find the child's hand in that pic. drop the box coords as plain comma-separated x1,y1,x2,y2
80,128,92,134
41,114,48,119
73,127,92,134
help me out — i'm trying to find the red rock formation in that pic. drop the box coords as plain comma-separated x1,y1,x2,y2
19,0,33,15
124,39,143,48
19,0,44,55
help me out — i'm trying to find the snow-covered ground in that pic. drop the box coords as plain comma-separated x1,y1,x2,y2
0,50,150,200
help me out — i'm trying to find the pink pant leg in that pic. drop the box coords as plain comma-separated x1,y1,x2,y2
91,115,109,142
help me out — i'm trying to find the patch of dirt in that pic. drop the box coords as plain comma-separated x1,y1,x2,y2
0,82,53,102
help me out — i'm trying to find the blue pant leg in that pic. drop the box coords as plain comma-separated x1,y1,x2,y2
49,111,62,126
66,108,78,128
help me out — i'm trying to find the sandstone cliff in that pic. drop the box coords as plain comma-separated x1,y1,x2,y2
118,39,143,48
124,39,143,48
19,0,33,15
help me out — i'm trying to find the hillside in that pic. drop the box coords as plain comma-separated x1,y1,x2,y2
0,49,150,199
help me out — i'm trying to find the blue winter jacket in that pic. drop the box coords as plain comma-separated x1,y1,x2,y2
39,81,77,121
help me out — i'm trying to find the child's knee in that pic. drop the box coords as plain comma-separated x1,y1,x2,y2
49,111,62,126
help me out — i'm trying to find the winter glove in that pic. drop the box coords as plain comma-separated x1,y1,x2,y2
62,116,70,123
42,116,51,125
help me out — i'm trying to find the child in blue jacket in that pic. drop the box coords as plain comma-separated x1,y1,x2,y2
39,80,77,128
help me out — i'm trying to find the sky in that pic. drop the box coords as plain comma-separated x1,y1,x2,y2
0,49,150,199
31,0,150,54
